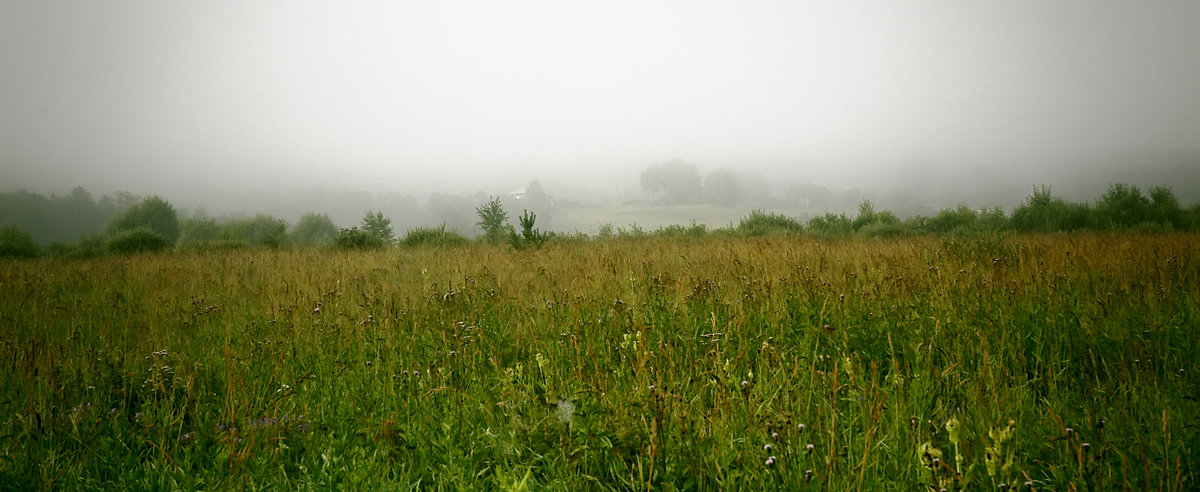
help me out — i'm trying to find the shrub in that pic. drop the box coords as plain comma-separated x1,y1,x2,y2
105,227,170,254
1010,186,1094,232
336,227,384,249
806,213,853,238
290,213,338,246
654,221,709,239
105,196,179,243
928,205,980,234
857,220,908,238
361,211,395,244
48,234,105,259
1147,186,1186,229
736,210,803,236
475,197,510,244
223,214,288,248
0,225,40,258
1095,183,1150,229
851,200,901,234
178,217,221,248
403,225,468,248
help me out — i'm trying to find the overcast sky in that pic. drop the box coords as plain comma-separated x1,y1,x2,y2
3,1,1199,199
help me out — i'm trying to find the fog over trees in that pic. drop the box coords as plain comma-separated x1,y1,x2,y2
3,2,1199,243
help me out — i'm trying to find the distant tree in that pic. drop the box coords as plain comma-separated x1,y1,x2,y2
703,169,742,207
927,205,979,234
425,193,475,235
335,227,383,249
1095,183,1150,229
106,196,179,243
178,217,222,247
1147,186,1185,228
0,225,40,258
1010,186,1086,232
852,200,875,230
51,187,107,242
852,199,902,236
290,212,339,246
224,214,288,248
641,160,703,205
475,197,509,244
361,210,394,244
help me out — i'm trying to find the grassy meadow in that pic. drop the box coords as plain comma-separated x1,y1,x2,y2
1,232,1197,489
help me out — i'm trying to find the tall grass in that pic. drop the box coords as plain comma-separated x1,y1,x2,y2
1,232,1196,489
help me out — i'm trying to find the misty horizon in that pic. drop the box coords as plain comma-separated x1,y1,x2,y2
4,1,1200,226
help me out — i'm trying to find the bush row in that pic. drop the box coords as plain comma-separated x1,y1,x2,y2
4,183,1199,258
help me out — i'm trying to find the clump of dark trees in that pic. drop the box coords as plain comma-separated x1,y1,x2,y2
2,182,1198,259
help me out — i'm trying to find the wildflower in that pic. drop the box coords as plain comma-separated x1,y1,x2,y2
797,423,806,432
771,432,779,440
765,456,776,467
805,443,815,454
805,469,813,481
763,443,772,452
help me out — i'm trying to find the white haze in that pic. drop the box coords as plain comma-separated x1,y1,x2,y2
3,1,1199,216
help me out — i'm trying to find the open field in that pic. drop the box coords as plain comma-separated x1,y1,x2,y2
1,232,1197,489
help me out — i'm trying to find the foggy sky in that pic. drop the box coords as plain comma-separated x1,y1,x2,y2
3,1,1199,203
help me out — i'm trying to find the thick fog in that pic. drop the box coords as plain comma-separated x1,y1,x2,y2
3,1,1199,227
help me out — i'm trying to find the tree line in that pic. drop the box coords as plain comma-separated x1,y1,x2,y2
1,182,1198,258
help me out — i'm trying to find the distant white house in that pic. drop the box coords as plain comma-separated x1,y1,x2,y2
510,181,554,206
